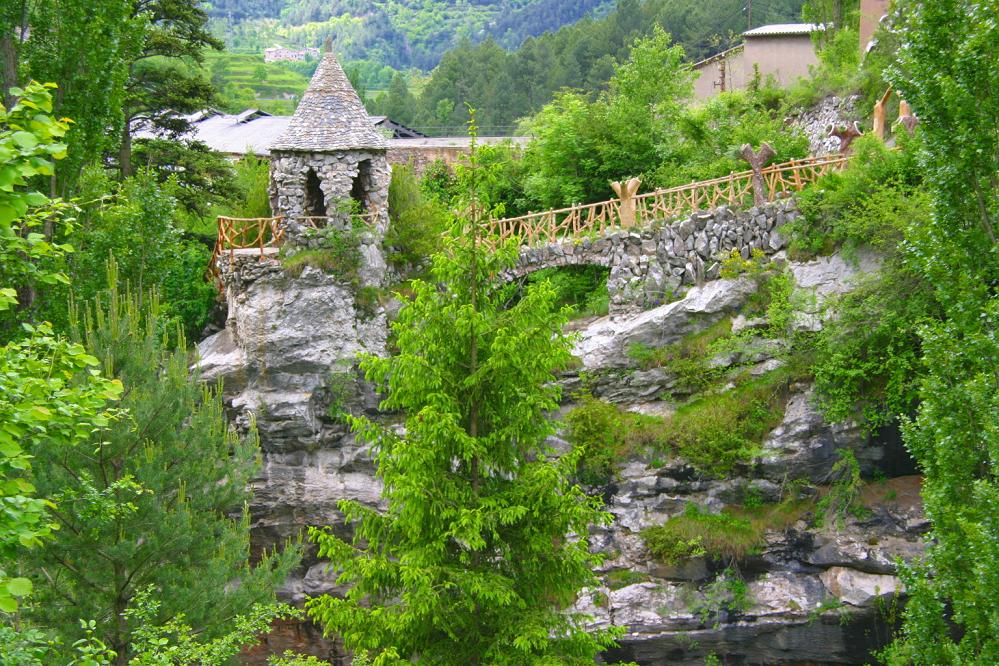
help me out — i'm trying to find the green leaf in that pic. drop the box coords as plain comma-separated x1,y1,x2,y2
11,131,39,150
24,191,49,207
0,593,18,613
5,577,32,597
0,439,22,457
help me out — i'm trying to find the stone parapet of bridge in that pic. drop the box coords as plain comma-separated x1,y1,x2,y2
503,199,800,314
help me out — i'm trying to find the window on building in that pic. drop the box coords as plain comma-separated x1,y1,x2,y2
350,159,372,212
304,169,326,218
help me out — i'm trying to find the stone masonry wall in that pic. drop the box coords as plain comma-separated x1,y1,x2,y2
504,200,798,314
269,150,391,236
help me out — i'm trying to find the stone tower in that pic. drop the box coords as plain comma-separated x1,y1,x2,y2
268,47,391,237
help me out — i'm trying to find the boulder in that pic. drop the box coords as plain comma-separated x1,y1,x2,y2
820,567,903,607
575,278,758,369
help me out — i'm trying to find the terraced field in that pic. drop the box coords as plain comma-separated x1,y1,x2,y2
205,52,312,114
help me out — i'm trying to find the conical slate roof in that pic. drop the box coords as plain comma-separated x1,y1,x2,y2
270,51,387,152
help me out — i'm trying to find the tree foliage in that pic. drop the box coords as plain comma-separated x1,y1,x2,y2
0,80,74,329
0,322,123,614
12,0,139,194
876,1,999,663
522,26,692,207
117,0,223,178
0,80,123,620
306,137,620,664
22,268,299,662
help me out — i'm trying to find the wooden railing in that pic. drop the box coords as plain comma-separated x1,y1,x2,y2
485,154,848,248
206,215,285,285
206,211,383,285
296,210,381,230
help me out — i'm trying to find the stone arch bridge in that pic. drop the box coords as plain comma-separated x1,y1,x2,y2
501,200,799,314
209,154,841,312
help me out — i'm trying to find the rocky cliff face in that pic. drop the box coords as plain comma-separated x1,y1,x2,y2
199,211,923,665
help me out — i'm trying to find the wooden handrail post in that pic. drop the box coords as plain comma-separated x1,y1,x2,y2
872,87,892,141
610,178,641,228
741,142,776,206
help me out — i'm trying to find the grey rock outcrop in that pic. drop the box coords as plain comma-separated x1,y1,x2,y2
197,255,387,606
202,199,918,665
574,278,759,370
790,95,861,156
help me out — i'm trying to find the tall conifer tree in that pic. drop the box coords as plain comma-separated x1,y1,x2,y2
23,265,299,664
306,124,621,664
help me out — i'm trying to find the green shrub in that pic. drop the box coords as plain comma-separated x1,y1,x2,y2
643,496,814,567
653,90,810,189
565,395,631,485
526,265,610,319
688,569,752,627
657,362,805,473
231,154,273,219
719,248,769,279
787,135,923,259
419,158,458,202
816,449,869,528
626,317,732,393
606,569,648,590
812,266,938,429
386,164,449,269
784,28,862,110
642,505,759,565
283,224,363,281
564,395,669,485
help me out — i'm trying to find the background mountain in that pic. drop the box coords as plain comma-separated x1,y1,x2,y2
202,0,616,70
202,0,810,133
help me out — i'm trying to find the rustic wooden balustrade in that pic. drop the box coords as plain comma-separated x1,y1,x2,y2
208,156,847,283
484,154,848,248
206,211,381,285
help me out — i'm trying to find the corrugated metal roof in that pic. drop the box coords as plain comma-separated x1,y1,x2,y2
743,23,823,37
135,114,527,156
155,114,292,155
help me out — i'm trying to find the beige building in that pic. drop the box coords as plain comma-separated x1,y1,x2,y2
263,45,321,63
692,24,822,101
860,0,892,53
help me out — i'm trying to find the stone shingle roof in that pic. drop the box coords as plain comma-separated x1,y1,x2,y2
270,51,388,152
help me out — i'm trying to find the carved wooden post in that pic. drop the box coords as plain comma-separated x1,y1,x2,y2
897,100,919,133
611,177,641,228
872,87,892,140
740,142,776,206
829,121,864,154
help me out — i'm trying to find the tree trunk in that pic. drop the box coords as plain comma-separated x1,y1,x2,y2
1,34,17,108
119,122,133,179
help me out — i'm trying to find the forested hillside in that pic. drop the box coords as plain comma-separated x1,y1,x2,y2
369,0,808,133
203,0,809,134
204,0,615,70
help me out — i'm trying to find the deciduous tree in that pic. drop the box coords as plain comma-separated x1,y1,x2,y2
879,1,999,662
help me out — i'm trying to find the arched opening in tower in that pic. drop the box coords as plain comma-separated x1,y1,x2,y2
351,159,372,212
304,169,326,218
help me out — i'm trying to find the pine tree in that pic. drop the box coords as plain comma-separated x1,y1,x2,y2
23,264,300,664
306,129,621,665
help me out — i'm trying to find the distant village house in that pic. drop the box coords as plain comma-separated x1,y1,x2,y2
691,23,823,101
263,45,321,63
